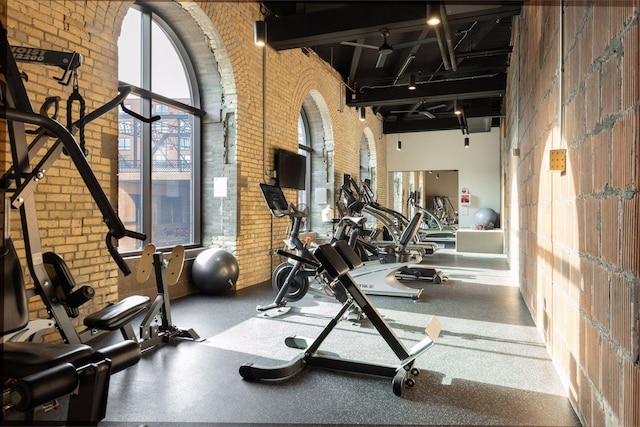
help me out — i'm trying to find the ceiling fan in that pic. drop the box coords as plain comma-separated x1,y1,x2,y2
340,28,436,68
391,103,447,119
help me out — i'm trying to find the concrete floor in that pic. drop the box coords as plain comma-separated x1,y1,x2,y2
25,249,582,426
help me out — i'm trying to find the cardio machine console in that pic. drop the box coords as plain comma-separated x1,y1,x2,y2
259,183,305,218
259,183,289,214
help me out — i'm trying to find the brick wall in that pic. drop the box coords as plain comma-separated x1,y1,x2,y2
3,0,130,333
503,2,639,426
2,1,386,338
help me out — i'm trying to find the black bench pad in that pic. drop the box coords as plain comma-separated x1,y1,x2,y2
83,295,151,331
1,342,93,378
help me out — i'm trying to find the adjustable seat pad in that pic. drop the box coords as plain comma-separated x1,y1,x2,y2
83,295,151,330
313,244,351,279
1,342,93,378
343,216,367,226
399,213,423,247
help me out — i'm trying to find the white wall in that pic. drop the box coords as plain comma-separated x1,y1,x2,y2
387,127,501,228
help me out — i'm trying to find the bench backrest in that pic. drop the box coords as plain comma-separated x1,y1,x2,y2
313,243,350,279
399,212,423,247
2,238,29,335
331,239,364,270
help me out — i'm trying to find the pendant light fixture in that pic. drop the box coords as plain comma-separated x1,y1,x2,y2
408,74,416,90
254,21,266,47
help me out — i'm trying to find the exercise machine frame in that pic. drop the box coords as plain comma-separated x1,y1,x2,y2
257,183,355,317
1,27,197,350
240,240,441,396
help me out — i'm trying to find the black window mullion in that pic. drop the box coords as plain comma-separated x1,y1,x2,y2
141,9,152,245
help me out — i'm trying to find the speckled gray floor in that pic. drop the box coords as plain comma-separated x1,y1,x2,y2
31,249,582,426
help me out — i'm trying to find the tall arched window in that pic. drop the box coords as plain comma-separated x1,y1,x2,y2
117,5,204,251
298,108,312,230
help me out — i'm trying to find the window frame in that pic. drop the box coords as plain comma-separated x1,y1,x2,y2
298,108,312,231
118,4,205,252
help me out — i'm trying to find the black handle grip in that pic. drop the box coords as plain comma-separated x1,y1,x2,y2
105,230,146,276
120,102,161,123
106,232,131,276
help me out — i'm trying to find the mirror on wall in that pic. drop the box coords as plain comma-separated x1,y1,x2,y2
390,170,459,228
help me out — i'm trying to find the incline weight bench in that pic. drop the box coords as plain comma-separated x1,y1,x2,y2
240,239,441,396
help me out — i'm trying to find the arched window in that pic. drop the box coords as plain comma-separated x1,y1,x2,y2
117,5,205,251
297,108,312,230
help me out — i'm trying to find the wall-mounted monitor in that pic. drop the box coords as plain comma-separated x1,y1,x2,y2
276,149,306,190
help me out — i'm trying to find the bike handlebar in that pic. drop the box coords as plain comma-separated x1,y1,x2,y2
270,201,306,219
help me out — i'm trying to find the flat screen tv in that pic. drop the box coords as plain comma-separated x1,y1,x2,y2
276,149,306,190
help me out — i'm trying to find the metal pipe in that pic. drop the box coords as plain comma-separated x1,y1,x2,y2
440,3,457,72
433,25,451,71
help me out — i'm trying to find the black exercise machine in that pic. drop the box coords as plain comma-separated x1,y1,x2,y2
257,183,361,319
258,183,329,309
239,239,441,396
2,200,141,424
1,23,197,349
130,243,202,348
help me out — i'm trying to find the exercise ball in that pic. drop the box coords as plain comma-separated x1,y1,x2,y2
474,207,499,230
192,248,239,295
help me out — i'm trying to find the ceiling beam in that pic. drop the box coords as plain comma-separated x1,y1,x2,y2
265,4,522,50
383,116,501,134
383,117,463,134
347,74,506,107
348,39,365,83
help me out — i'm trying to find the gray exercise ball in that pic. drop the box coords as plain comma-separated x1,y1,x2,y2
192,248,239,295
474,207,499,229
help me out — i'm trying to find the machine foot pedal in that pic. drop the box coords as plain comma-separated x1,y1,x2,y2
136,244,156,283
165,245,185,286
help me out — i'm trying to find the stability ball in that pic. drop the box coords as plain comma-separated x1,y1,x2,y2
474,207,499,230
192,248,239,295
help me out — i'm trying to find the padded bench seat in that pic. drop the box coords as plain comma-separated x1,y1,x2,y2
83,295,151,331
1,342,93,378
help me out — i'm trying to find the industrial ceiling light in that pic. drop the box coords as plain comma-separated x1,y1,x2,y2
359,107,366,121
426,3,441,26
464,137,470,148
454,100,462,115
408,74,416,90
254,21,266,47
397,140,402,151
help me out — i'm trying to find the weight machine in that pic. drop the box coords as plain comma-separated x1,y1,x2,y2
1,24,198,350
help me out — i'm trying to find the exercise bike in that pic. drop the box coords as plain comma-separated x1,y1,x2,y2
258,184,321,309
257,183,361,320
